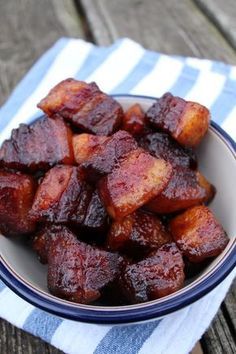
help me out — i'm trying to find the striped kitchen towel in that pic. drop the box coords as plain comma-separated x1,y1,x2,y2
0,38,235,354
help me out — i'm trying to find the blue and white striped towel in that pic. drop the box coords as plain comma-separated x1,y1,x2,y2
0,38,235,354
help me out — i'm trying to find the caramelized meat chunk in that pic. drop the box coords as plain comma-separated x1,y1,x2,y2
99,149,172,219
0,171,36,236
47,226,124,303
0,116,74,172
73,134,108,164
120,243,184,303
107,210,172,257
32,225,62,264
81,130,138,183
146,93,210,147
122,104,146,136
146,167,215,214
30,165,92,224
32,228,49,264
38,79,123,136
139,132,197,169
82,190,108,233
170,205,229,263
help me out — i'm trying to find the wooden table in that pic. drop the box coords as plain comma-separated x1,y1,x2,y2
0,1,235,353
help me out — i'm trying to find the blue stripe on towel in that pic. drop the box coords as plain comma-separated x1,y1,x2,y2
0,38,68,132
94,320,160,354
170,65,200,97
210,77,236,125
211,61,231,76
0,280,6,292
23,309,62,342
111,51,160,94
75,40,123,81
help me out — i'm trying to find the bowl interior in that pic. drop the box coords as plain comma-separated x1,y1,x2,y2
0,95,235,307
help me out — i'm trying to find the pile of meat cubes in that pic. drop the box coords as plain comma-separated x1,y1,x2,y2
0,79,229,305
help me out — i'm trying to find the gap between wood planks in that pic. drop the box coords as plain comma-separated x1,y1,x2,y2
77,0,236,63
194,0,236,51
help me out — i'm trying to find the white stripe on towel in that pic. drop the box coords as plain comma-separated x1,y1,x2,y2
51,320,111,354
86,39,145,93
0,288,34,327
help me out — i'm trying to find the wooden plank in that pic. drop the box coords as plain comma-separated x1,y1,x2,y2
201,308,236,354
0,318,63,354
223,281,236,331
0,0,85,106
194,0,236,50
79,0,236,63
201,281,236,354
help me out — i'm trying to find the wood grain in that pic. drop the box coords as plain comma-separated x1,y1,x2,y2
195,0,236,50
79,0,236,63
0,319,63,354
223,281,236,331
0,0,85,106
201,282,236,354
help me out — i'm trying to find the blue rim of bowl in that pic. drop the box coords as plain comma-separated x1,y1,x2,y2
0,94,235,324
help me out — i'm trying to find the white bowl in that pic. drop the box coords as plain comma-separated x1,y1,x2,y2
0,94,235,324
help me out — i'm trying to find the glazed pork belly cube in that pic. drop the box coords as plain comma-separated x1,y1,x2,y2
47,226,125,303
99,149,172,219
120,243,185,303
122,103,146,136
139,132,197,169
146,166,215,214
107,210,172,257
30,165,92,224
32,225,62,264
0,171,36,236
146,93,210,148
82,190,108,233
38,79,123,136
73,134,108,164
81,130,138,183
0,116,74,173
170,205,229,263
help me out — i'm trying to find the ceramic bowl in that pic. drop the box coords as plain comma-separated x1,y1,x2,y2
0,95,235,324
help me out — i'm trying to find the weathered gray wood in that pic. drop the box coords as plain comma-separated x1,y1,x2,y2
201,281,236,354
0,318,63,354
194,0,236,50
223,281,236,331
201,310,236,354
79,0,236,63
0,0,85,106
